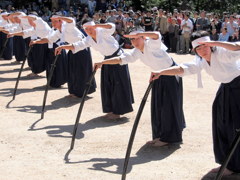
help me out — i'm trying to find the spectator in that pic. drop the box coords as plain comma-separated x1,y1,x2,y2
142,10,153,31
218,27,230,41
196,11,210,31
227,15,238,41
88,0,96,16
156,9,169,47
168,18,179,53
180,13,193,54
210,28,219,41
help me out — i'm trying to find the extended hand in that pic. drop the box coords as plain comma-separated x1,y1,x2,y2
149,72,160,82
94,62,103,70
55,46,63,55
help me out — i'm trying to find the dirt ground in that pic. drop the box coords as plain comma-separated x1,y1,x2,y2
0,49,239,180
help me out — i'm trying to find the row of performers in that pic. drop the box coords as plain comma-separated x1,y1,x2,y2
0,11,240,176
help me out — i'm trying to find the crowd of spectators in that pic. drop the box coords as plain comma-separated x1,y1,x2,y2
1,0,240,53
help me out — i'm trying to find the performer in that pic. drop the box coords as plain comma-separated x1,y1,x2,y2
29,15,68,88
9,12,31,64
55,21,134,119
9,13,51,77
46,16,96,97
94,30,185,145
0,12,13,60
152,31,240,175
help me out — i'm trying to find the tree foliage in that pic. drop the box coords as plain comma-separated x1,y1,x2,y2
130,0,240,14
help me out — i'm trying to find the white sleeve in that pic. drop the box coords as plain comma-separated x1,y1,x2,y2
120,49,139,65
72,37,90,54
146,32,163,50
47,30,61,44
64,18,76,29
217,47,240,63
179,56,203,76
8,25,21,33
180,56,204,88
22,27,35,38
97,23,115,37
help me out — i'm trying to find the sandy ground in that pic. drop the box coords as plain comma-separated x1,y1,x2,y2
0,49,240,180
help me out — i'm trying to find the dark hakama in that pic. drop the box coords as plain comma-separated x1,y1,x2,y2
151,74,185,143
13,36,27,62
27,43,48,74
46,43,68,88
101,49,134,115
67,48,96,97
212,75,240,173
0,32,13,60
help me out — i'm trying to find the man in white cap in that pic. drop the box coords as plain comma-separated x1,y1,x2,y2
94,30,185,146
37,15,96,97
0,12,13,60
9,13,51,77
55,21,134,119
152,30,240,176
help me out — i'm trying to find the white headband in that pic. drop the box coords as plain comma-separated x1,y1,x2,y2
1,12,9,16
192,36,211,49
51,15,61,19
129,30,145,35
83,21,95,27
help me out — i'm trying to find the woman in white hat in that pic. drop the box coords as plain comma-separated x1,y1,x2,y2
55,21,134,120
94,30,185,146
152,30,240,175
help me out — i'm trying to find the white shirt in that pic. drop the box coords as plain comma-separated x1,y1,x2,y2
5,23,22,33
0,19,10,28
180,47,240,87
120,32,172,72
60,19,84,44
181,18,193,33
23,17,51,39
73,23,119,56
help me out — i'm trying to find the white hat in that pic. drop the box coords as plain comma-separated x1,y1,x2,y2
28,14,38,19
192,36,211,49
1,12,9,16
129,30,144,35
51,15,61,19
83,21,95,27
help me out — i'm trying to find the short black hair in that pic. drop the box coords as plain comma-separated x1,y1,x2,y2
191,30,209,42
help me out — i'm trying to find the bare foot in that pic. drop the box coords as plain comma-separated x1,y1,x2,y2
107,113,120,120
65,94,75,98
146,138,160,144
27,73,40,77
11,61,21,64
102,112,113,118
151,140,168,147
209,166,234,176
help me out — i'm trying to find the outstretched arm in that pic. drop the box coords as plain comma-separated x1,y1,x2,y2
87,23,112,29
124,32,159,40
94,57,122,69
7,32,24,37
151,66,184,81
30,38,49,46
55,44,74,55
55,17,73,23
199,41,240,51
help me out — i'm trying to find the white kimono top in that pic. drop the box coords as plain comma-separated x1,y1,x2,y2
72,23,119,56
180,47,240,87
120,32,172,72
